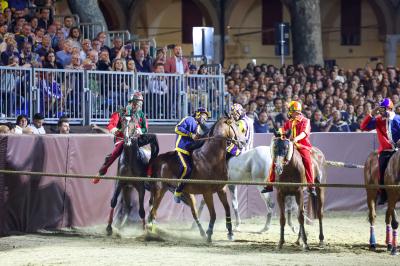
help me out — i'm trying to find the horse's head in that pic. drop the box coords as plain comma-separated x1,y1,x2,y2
211,114,246,149
271,128,294,176
121,115,141,146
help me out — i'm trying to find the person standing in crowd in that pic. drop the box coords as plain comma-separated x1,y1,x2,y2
58,118,70,134
165,44,189,74
14,114,28,134
254,110,270,133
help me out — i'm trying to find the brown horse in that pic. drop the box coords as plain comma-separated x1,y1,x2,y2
106,116,159,235
147,116,246,242
271,129,326,250
382,150,400,255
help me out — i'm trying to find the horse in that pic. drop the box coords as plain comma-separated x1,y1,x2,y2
106,116,159,235
382,150,400,255
147,116,246,242
194,146,298,233
271,129,326,250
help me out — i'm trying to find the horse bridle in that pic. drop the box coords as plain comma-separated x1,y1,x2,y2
123,116,140,145
195,118,243,147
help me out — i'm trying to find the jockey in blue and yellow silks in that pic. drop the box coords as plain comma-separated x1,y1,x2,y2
173,107,211,203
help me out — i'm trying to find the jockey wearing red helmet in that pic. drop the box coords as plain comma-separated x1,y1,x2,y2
93,92,150,184
360,98,400,204
262,101,316,196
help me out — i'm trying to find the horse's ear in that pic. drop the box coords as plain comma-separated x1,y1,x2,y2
273,128,280,138
285,129,292,139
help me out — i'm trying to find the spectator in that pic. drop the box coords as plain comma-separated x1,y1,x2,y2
35,34,52,59
310,110,327,132
148,63,168,116
1,37,19,65
65,52,82,70
56,40,72,67
189,64,197,75
61,15,74,38
126,59,136,73
153,47,166,66
325,110,351,132
37,7,53,30
15,114,29,134
58,118,70,134
96,31,110,53
67,26,82,49
15,22,33,51
141,41,153,70
164,44,189,74
0,125,10,134
20,42,40,67
79,38,91,60
254,110,270,133
28,113,46,134
42,50,60,69
109,36,123,62
111,58,125,72
97,49,111,71
134,48,150,72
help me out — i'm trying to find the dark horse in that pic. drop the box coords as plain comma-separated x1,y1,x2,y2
271,129,326,250
147,116,246,242
106,116,159,235
382,150,400,255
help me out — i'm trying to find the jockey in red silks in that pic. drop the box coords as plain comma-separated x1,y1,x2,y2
360,98,400,205
262,101,316,196
93,91,150,184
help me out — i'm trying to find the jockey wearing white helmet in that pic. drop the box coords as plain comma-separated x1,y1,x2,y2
229,103,254,152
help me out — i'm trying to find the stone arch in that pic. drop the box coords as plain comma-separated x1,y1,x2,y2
128,0,219,36
98,0,127,30
366,0,395,35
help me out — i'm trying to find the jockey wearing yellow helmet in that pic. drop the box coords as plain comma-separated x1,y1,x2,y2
262,100,316,196
229,103,254,155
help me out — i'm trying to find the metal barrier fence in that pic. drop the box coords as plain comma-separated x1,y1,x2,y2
106,31,131,47
0,67,32,123
33,68,85,125
79,22,105,41
0,67,226,126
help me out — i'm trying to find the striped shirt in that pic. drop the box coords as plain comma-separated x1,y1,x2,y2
239,115,254,151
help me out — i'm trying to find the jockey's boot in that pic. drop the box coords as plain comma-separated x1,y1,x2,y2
308,186,317,197
377,189,388,205
261,186,273,193
174,190,183,203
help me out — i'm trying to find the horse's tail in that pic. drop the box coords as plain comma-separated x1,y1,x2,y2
325,160,364,169
308,193,318,220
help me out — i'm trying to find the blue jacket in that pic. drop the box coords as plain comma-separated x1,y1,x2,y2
175,116,198,155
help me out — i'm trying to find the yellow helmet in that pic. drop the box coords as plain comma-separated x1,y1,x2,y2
288,101,302,114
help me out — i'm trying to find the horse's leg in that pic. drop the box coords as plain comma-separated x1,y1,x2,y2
296,190,309,250
185,193,206,238
228,185,241,231
366,189,377,250
258,187,274,232
286,196,298,234
277,191,286,250
137,183,146,230
107,181,123,235
317,187,325,248
203,192,216,243
387,191,398,255
191,198,206,230
148,185,168,231
217,188,234,241
120,184,132,228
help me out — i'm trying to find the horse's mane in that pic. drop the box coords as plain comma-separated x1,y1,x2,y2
186,117,223,151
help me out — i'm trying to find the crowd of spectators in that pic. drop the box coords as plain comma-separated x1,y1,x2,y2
0,1,204,75
225,62,400,133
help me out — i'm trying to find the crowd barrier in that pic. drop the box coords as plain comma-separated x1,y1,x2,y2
0,67,226,125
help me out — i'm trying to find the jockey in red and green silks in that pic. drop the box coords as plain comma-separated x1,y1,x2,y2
173,107,210,203
93,91,148,184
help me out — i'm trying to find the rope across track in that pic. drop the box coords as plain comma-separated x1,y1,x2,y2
1,169,399,190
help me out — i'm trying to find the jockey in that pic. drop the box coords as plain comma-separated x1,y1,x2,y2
93,91,150,184
173,107,210,203
360,98,400,205
262,101,316,196
229,103,254,154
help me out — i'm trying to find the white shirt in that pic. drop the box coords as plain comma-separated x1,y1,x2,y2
175,56,184,74
28,125,46,135
14,125,23,134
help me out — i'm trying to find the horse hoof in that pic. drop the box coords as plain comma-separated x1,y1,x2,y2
391,247,398,256
291,226,298,234
387,244,393,252
106,225,113,236
295,240,300,246
303,244,310,251
227,233,234,241
259,226,269,233
200,230,206,239
206,235,212,243
369,244,376,251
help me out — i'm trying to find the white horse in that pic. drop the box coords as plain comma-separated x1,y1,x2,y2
196,146,298,232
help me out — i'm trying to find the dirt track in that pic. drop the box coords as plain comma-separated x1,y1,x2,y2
0,211,399,266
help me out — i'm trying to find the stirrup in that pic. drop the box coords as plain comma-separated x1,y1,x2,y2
174,191,183,203
261,186,273,193
308,186,317,197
